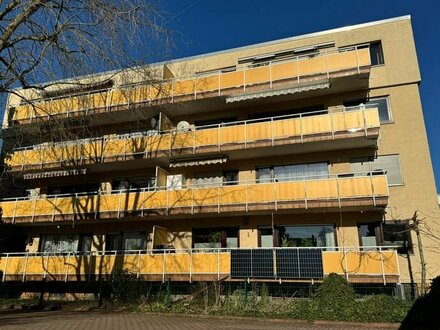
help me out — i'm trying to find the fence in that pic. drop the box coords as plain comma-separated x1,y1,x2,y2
10,46,371,123
0,172,389,223
0,246,399,285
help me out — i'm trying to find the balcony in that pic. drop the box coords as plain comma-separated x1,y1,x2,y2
9,47,371,125
0,247,399,284
6,106,380,173
0,173,389,224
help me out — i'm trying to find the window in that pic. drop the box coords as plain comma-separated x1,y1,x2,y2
47,182,99,195
259,228,274,247
370,42,384,66
123,232,147,251
278,225,335,248
40,234,79,253
223,170,239,186
256,162,329,183
192,228,238,249
382,222,412,254
350,154,403,185
359,223,381,248
106,232,147,251
112,177,156,192
344,96,391,123
79,234,92,252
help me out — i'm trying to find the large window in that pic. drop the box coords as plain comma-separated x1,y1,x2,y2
257,162,328,183
192,228,238,249
350,154,403,185
40,234,93,253
112,177,156,192
193,170,239,187
344,96,391,123
40,234,79,253
106,232,147,251
279,225,335,248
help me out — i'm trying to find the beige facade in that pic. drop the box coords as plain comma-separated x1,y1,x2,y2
1,16,439,288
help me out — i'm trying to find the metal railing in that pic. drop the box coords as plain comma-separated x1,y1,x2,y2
9,46,371,123
0,246,400,285
7,105,380,170
0,171,389,222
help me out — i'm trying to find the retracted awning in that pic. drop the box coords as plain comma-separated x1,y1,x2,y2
170,156,228,168
225,81,330,103
23,168,87,180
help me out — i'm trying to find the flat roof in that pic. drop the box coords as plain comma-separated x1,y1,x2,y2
12,15,411,90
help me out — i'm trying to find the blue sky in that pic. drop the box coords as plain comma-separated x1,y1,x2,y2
161,0,440,192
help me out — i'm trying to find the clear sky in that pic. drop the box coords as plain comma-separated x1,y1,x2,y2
161,0,440,192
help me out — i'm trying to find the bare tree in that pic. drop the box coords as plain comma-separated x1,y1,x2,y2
0,0,171,95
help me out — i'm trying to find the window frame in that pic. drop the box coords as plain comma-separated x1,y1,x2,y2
344,95,393,124
369,41,385,66
358,222,383,249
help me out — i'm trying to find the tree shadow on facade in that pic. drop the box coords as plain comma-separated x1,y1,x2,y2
400,276,440,329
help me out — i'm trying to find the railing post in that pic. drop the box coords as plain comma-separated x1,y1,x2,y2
243,67,246,93
189,249,193,283
12,198,18,224
355,46,360,74
244,121,247,149
117,189,123,219
194,78,197,100
296,58,300,84
271,117,275,146
43,253,49,280
31,198,37,223
65,252,70,282
217,183,221,213
191,186,195,215
162,250,166,283
361,104,367,137
217,124,221,152
51,195,58,222
336,175,341,208
218,70,221,96
379,246,386,285
369,173,376,206
217,249,220,281
304,176,308,209
2,253,9,282
88,252,93,281
330,109,335,140
22,252,29,282
245,183,249,212
273,182,278,211
300,113,304,143
325,50,330,79
140,188,146,218
269,61,273,89
193,128,197,153
344,249,349,282
137,250,141,279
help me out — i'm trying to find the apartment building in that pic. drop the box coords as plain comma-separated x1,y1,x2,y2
0,15,438,295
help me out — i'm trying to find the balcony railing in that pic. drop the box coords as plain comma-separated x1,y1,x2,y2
0,172,389,224
10,46,371,123
6,106,380,172
0,246,400,285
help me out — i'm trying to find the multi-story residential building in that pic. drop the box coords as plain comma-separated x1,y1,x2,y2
0,15,438,297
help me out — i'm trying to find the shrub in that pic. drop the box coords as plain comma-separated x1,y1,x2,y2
360,294,411,323
315,273,358,320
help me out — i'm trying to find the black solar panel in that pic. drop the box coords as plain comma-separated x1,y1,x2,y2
276,249,323,278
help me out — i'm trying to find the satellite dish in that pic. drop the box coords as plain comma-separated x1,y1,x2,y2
150,117,157,129
176,121,191,132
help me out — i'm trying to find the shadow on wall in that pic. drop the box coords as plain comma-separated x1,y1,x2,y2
400,276,440,329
